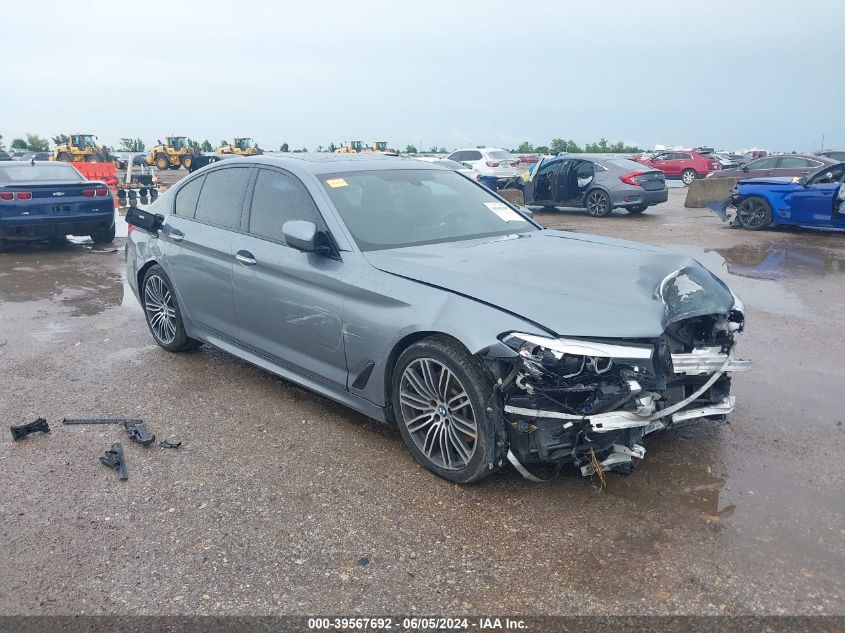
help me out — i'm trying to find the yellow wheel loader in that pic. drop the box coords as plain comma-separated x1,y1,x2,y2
146,137,199,170
50,134,108,163
217,138,263,156
335,140,366,153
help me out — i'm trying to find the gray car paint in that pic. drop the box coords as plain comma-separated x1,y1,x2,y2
126,154,732,424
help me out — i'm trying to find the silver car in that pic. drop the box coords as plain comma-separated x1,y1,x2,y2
126,154,750,483
523,155,668,216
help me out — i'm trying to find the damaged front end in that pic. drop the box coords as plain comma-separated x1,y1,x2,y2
490,267,751,478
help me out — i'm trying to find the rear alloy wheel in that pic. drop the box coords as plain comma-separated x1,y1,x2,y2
155,154,171,170
392,336,498,484
681,169,697,185
585,189,612,217
142,265,199,352
736,196,773,230
628,204,648,214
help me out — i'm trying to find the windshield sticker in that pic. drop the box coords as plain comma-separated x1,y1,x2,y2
326,178,348,188
484,202,523,222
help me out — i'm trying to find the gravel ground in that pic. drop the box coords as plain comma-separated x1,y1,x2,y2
0,188,843,616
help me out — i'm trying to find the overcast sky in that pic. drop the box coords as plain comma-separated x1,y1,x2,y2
2,0,843,153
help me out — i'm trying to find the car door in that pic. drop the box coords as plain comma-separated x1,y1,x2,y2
161,166,251,340
790,166,845,224
649,152,673,176
741,157,779,179
526,159,565,204
775,156,823,178
231,167,347,390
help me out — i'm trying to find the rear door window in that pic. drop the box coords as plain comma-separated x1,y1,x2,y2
174,175,205,219
194,167,252,230
247,169,323,242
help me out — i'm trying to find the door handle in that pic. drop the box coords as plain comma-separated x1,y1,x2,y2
235,250,256,266
167,228,184,242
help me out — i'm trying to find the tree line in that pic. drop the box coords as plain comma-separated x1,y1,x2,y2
2,133,643,156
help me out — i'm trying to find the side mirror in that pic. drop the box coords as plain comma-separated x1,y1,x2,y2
518,206,534,220
283,220,321,252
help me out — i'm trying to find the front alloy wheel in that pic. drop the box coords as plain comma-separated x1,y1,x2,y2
392,336,498,483
736,196,773,230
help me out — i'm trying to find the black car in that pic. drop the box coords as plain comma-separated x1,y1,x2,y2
0,151,13,161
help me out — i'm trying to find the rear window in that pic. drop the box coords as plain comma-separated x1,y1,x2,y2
0,163,84,183
488,151,513,160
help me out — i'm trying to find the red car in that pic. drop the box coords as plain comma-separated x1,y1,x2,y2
634,150,720,185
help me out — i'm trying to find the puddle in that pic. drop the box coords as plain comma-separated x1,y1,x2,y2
0,241,124,317
667,238,845,318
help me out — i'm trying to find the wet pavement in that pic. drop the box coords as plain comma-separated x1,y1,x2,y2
0,189,843,616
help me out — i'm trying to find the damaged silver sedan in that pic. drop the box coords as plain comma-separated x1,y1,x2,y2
126,154,751,484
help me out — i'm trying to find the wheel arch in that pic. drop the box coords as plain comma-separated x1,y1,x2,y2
382,330,472,424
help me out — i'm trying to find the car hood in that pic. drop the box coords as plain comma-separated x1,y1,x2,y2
364,230,736,338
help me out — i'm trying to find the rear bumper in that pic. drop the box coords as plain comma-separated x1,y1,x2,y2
0,212,114,239
611,187,668,207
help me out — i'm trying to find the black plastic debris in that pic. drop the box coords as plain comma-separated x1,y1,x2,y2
100,442,128,480
10,418,50,441
158,440,182,449
63,418,155,446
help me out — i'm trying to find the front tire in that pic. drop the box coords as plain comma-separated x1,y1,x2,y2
155,154,171,170
681,169,697,185
87,153,105,163
585,189,612,217
736,196,773,230
142,265,199,352
391,336,497,484
57,152,73,162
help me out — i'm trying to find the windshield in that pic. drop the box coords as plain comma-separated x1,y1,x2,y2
169,137,188,149
0,163,84,182
72,135,96,148
320,169,535,252
236,138,253,149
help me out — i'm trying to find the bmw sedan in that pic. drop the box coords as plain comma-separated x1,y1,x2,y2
126,154,750,483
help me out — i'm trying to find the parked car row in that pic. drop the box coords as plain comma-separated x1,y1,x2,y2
633,150,721,184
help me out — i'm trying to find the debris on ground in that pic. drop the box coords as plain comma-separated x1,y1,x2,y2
99,442,127,480
10,418,50,441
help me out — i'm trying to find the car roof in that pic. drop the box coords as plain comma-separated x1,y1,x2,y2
755,153,836,163
219,153,445,175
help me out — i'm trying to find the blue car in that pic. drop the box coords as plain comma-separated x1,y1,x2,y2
711,163,845,231
0,161,115,242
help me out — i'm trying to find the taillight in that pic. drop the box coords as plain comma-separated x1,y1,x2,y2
96,188,109,197
486,161,499,167
619,171,648,186
83,189,95,197
511,161,519,167
15,191,32,200
0,192,13,201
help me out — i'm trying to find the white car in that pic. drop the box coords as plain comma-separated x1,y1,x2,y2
413,156,480,181
446,147,518,182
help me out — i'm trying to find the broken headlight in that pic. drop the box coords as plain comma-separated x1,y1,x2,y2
500,332,653,378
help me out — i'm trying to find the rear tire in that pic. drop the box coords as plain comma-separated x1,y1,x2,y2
142,265,200,352
155,154,171,170
681,169,697,185
391,335,498,484
628,204,648,214
90,222,115,244
585,189,612,217
736,196,773,230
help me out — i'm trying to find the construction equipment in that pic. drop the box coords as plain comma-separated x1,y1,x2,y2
335,140,397,155
146,136,199,170
51,134,108,163
335,140,366,153
217,138,263,156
